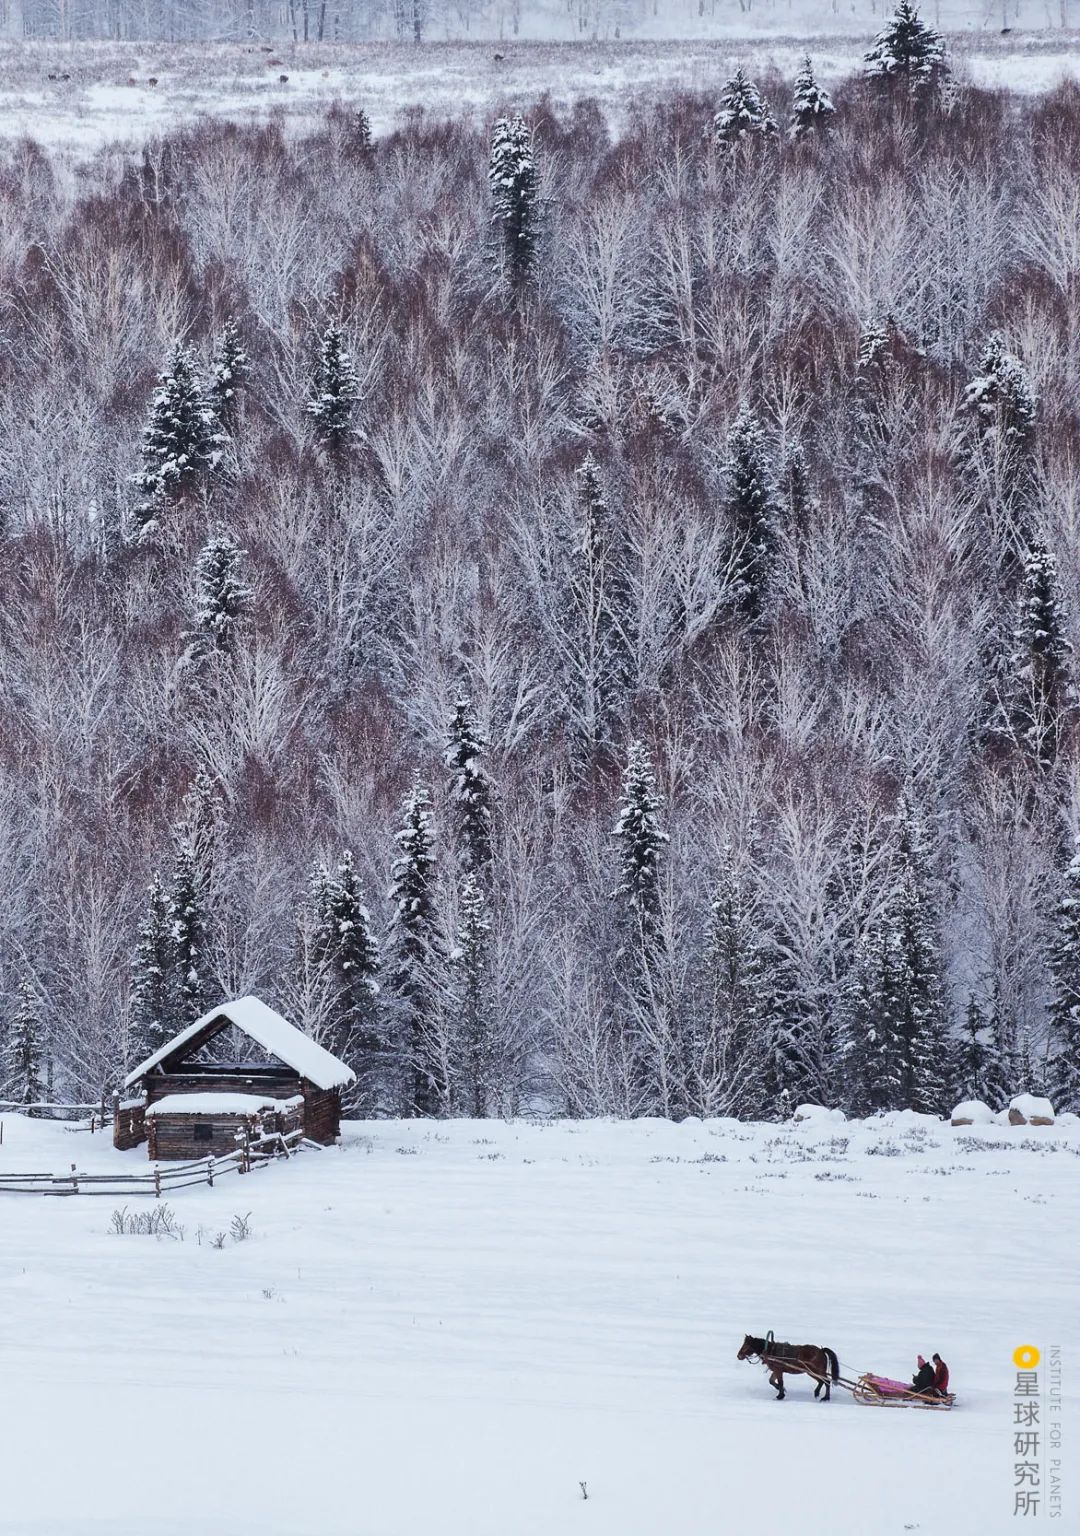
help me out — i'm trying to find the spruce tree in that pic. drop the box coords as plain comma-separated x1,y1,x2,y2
1048,841,1080,1112
789,56,835,138
613,739,667,933
489,114,539,287
129,876,175,1064
348,106,373,156
692,855,768,1117
965,333,1038,560
568,452,632,760
725,406,777,626
168,837,211,1027
208,318,248,434
965,334,1036,456
838,925,898,1116
305,320,361,456
183,533,253,668
713,68,778,145
311,850,381,1092
864,2,947,92
949,993,1000,1107
388,780,440,1115
133,342,223,530
4,979,46,1112
446,697,494,875
999,542,1074,770
454,872,496,1117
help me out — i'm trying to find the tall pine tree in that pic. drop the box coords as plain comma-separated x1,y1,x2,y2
691,854,769,1117
789,57,836,138
725,406,777,627
997,542,1074,770
864,3,947,93
388,780,441,1115
4,979,46,1112
208,318,248,434
1048,841,1080,1112
489,114,539,288
453,872,496,1117
183,533,253,668
129,876,175,1064
133,342,223,531
311,850,381,1100
713,68,778,144
446,697,494,875
305,320,361,456
168,837,212,1028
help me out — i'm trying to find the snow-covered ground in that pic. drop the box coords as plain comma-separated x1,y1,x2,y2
1,1111,1075,1535
4,31,1080,151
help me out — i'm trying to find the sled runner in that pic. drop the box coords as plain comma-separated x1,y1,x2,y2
852,1372,955,1409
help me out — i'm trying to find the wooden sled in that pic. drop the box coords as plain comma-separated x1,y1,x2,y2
853,1373,955,1409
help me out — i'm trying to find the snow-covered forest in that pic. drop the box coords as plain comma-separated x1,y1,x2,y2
7,0,1080,44
2,7,1080,1122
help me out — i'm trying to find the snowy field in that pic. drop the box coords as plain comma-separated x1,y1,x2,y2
1,1111,1075,1536
2,30,1080,150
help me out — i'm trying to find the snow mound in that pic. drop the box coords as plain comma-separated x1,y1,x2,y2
1057,1111,1080,1126
1008,1094,1055,1125
792,1104,846,1124
950,1100,995,1126
868,1109,942,1129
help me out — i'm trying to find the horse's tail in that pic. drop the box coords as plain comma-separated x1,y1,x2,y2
823,1346,839,1382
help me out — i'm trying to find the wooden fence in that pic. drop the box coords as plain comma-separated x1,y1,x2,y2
0,1128,307,1197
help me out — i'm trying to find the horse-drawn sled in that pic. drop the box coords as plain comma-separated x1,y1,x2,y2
738,1334,956,1409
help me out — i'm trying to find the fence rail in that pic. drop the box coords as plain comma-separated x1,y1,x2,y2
0,1137,300,1197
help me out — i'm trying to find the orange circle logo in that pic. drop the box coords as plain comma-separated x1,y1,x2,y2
1013,1345,1040,1370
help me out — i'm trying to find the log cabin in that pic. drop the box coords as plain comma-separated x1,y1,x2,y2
116,996,355,1159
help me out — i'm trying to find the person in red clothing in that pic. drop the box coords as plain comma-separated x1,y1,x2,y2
932,1353,950,1396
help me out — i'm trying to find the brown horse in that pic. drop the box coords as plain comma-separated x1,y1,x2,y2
738,1332,840,1401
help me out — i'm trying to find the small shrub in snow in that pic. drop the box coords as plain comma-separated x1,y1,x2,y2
210,1231,228,1249
395,1145,419,1155
814,1171,857,1182
230,1211,253,1242
110,1204,184,1239
866,1140,902,1157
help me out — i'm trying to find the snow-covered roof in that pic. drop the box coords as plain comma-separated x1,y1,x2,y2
146,1092,293,1117
124,996,355,1092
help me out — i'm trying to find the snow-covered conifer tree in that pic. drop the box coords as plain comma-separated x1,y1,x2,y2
864,2,947,92
613,740,667,933
965,334,1038,558
446,697,493,875
305,320,361,456
567,452,632,760
388,780,441,1115
348,106,373,155
133,342,222,530
4,979,46,1112
724,406,777,626
489,114,538,286
129,876,175,1064
713,68,778,145
1048,841,1080,1113
690,854,768,1117
789,57,835,138
183,533,253,668
168,837,211,1027
311,850,381,1093
949,994,1000,1107
997,542,1074,770
453,872,496,1117
208,318,248,434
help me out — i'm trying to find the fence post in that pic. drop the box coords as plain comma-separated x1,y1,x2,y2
70,1162,78,1195
207,1155,215,1188
154,1167,161,1199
